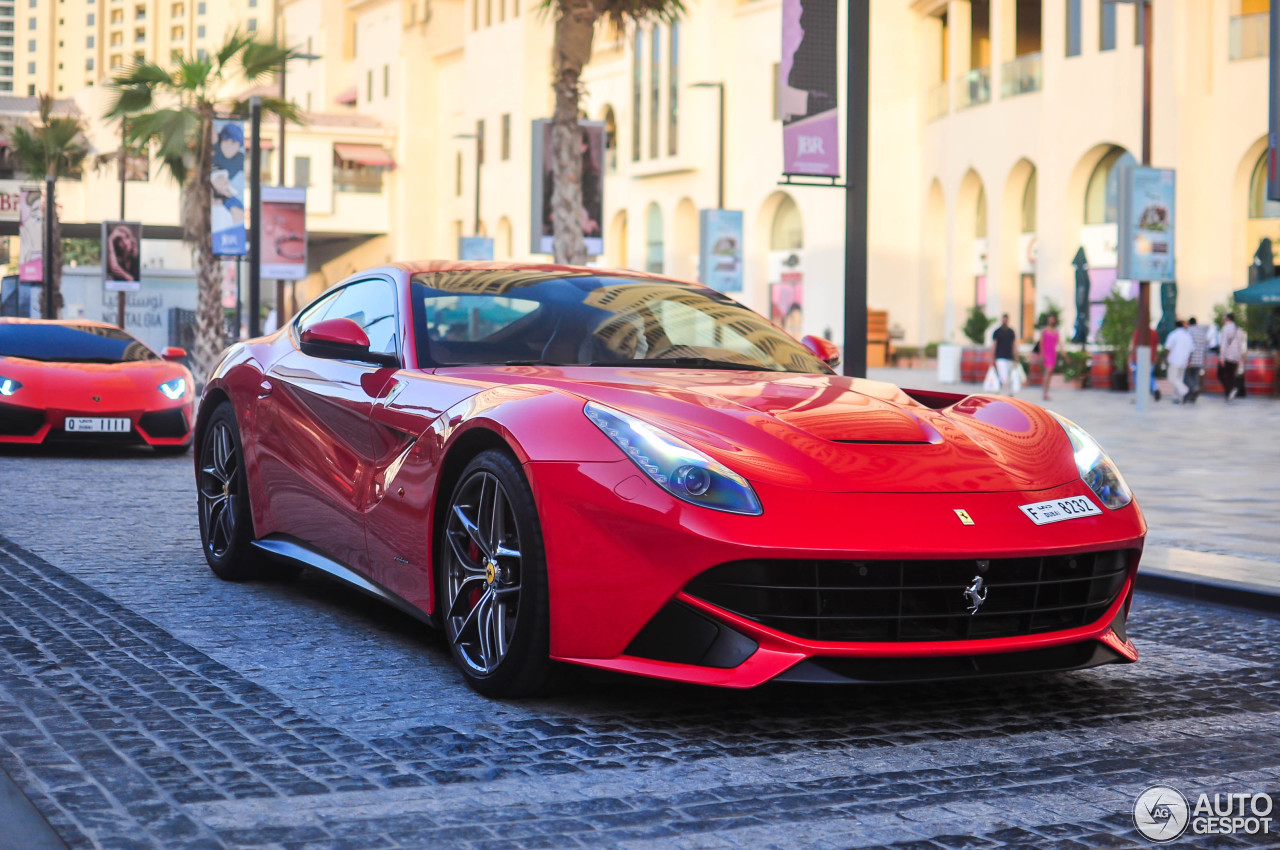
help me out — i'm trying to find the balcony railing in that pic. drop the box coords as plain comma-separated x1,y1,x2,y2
1001,52,1042,98
1230,12,1267,61
955,66,991,110
926,80,949,122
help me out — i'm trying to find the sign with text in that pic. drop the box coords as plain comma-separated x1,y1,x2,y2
102,221,143,292
458,236,495,261
18,185,43,282
698,209,743,292
1117,166,1176,282
781,0,839,176
260,186,307,280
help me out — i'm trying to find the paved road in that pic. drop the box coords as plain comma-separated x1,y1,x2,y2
1,378,1278,848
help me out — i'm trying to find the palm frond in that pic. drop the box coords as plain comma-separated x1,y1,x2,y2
238,38,292,82
110,61,176,89
214,30,252,72
105,83,156,118
225,95,305,126
127,107,201,184
172,54,215,92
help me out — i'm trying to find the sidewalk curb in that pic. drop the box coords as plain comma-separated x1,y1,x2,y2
1136,571,1280,616
0,762,67,850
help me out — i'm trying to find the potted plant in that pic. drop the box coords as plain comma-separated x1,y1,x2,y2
959,306,994,383
1099,287,1137,391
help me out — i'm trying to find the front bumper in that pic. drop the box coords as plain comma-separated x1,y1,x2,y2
527,459,1145,688
0,399,195,448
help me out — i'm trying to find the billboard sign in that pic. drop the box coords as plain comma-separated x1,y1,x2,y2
458,236,495,260
211,118,246,256
698,209,743,292
260,186,307,280
18,186,43,282
102,221,143,292
781,0,839,176
1117,166,1176,282
530,119,605,256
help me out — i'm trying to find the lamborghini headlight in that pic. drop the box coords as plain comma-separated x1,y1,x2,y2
1050,412,1132,510
584,401,762,515
0,376,20,396
158,377,187,400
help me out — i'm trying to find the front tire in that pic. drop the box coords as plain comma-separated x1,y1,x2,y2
196,402,280,581
439,449,563,697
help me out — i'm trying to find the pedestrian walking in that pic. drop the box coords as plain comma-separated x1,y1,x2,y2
1039,313,1060,401
1164,320,1192,403
1186,316,1209,402
992,313,1017,395
1219,312,1246,401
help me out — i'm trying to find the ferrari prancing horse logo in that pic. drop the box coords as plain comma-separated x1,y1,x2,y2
954,508,975,526
964,575,988,615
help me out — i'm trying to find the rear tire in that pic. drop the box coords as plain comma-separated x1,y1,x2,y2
438,449,567,697
196,402,286,581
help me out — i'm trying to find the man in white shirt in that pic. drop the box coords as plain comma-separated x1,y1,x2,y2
1220,312,1247,402
1164,320,1193,403
1186,317,1209,403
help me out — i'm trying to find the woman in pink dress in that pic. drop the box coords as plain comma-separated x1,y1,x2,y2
1040,314,1060,401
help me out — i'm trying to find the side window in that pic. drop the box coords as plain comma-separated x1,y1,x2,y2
318,279,400,359
295,287,344,334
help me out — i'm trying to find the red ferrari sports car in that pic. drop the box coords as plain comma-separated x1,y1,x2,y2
196,262,1145,696
0,318,195,452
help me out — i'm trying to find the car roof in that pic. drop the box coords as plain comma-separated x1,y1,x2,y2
380,260,686,284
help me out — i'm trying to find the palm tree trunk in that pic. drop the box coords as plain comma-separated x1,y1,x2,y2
550,0,596,265
189,109,223,383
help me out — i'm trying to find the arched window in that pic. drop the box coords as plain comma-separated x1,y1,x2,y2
668,22,679,156
631,30,642,162
769,194,803,250
1021,168,1037,233
1084,147,1135,224
1249,152,1280,219
645,202,664,273
603,106,617,174
975,185,988,239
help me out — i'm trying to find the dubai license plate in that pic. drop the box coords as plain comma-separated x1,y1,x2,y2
1019,495,1102,525
64,417,131,433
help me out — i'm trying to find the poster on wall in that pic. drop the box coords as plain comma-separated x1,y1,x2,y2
780,0,839,177
458,236,495,261
768,250,804,338
18,186,43,283
211,119,247,256
698,209,743,292
1117,166,1175,282
530,119,605,257
102,221,142,292
260,186,307,280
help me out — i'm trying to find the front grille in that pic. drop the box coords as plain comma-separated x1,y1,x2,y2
139,409,189,438
686,551,1130,643
0,404,45,436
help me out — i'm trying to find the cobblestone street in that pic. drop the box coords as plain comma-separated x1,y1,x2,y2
2,385,1280,848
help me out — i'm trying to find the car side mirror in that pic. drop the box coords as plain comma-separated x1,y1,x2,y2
300,318,398,368
801,335,841,369
162,346,187,362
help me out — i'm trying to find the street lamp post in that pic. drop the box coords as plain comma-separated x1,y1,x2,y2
690,82,725,209
248,96,263,338
117,117,127,328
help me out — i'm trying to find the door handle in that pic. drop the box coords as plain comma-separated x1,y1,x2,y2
257,379,273,399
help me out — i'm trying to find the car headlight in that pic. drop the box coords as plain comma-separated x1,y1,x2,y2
1050,412,1132,510
0,376,21,396
584,401,762,515
158,377,186,400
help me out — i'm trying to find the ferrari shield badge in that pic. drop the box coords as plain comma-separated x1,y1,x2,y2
954,509,975,526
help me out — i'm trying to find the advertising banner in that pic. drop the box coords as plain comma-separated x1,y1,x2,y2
18,186,43,282
698,209,744,292
211,118,247,256
458,236,495,261
260,186,307,280
768,250,804,338
530,119,605,256
1117,166,1175,282
102,221,143,292
781,0,839,176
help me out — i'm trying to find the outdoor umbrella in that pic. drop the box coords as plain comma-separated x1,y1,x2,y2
1233,278,1280,304
1157,282,1177,342
1072,247,1090,344
1251,238,1275,286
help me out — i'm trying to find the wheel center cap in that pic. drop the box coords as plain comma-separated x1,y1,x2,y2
222,482,230,499
485,560,496,585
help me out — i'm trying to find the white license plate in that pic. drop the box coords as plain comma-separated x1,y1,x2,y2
1019,495,1102,525
64,417,131,433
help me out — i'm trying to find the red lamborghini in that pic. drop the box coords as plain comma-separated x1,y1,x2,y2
0,319,195,453
196,262,1145,696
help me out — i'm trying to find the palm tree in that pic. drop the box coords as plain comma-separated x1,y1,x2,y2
107,32,299,380
542,0,683,264
10,94,91,317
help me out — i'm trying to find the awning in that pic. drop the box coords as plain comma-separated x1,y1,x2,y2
333,143,395,169
334,86,358,105
1233,279,1280,305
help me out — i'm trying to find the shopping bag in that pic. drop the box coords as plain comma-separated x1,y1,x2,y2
1011,363,1025,394
982,365,1000,392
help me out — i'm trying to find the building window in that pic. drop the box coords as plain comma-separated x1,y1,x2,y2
25,60,32,72
649,26,659,159
645,202,663,273
1065,0,1081,57
196,24,203,36
196,47,205,60
294,155,310,187
455,151,462,195
333,148,389,193
85,57,92,69
500,113,510,160
247,17,255,30
1084,146,1136,224
27,39,34,50
87,12,94,23
631,29,641,162
171,1,182,14
366,68,372,101
134,4,143,17
476,118,484,165
1250,151,1280,218
26,83,33,94
667,23,678,156
1229,0,1269,61
603,106,616,173
1134,2,1144,45
383,64,388,97
86,34,93,46
110,31,121,43
197,0,204,11
109,8,120,21
1098,0,1116,51
26,18,34,29
110,53,121,66
171,25,182,38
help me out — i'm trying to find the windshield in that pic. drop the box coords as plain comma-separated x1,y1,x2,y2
0,323,160,363
410,272,831,374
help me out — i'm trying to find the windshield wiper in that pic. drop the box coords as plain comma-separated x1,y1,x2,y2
588,357,776,372
503,359,568,366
